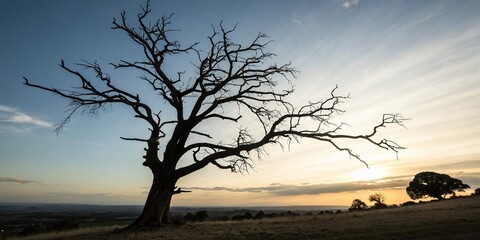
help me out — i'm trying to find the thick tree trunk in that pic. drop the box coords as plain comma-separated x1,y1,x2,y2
129,174,176,227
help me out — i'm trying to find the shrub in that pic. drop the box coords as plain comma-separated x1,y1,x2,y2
244,212,253,220
184,213,194,222
231,215,245,221
254,210,266,219
401,201,416,206
194,211,208,222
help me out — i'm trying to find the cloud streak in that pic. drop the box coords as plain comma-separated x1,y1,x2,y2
0,105,53,133
0,177,40,184
186,175,412,196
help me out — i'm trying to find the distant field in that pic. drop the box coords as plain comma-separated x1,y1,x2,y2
7,196,480,240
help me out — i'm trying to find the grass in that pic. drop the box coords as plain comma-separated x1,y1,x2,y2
4,225,123,240
8,196,480,240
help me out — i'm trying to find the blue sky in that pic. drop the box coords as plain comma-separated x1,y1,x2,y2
1,0,479,206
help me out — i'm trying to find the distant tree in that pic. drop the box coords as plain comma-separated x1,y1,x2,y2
24,2,405,227
474,188,480,196
406,171,470,200
348,199,368,211
369,193,387,209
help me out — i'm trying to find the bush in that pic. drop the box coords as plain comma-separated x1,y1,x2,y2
194,211,208,222
213,215,229,221
254,210,266,219
231,215,245,221
265,213,279,218
184,213,194,222
244,212,253,220
401,201,416,206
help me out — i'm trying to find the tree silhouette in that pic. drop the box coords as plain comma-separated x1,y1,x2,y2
474,188,480,196
348,199,368,211
406,171,470,200
24,3,405,227
368,193,387,209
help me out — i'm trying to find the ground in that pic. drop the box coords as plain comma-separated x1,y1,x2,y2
6,196,480,240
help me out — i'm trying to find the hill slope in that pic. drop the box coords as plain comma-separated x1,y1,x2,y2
9,196,480,240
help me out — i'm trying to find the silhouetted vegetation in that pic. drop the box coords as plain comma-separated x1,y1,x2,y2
401,201,416,206
253,211,265,220
183,213,194,222
231,215,245,221
406,171,470,200
369,193,388,209
473,188,480,196
349,199,368,211
193,211,208,222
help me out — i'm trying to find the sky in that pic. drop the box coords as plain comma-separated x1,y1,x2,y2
1,0,480,207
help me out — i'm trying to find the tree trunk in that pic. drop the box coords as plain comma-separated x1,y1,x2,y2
129,174,176,227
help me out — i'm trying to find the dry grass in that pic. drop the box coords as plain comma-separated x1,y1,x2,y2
10,197,480,240
5,225,124,240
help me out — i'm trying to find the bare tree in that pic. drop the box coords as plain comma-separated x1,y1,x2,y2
24,3,405,227
369,192,387,209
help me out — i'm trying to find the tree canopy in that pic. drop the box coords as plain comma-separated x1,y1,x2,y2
349,199,368,211
368,192,387,209
406,171,470,200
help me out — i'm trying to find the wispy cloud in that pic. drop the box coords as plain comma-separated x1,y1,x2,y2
48,192,112,197
0,177,40,184
338,0,359,9
0,105,53,133
291,12,302,25
186,175,411,196
47,192,131,198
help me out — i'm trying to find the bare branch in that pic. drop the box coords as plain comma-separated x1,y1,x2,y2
173,186,191,195
120,137,149,142
191,131,212,139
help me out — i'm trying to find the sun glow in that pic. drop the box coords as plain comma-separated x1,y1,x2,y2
351,166,386,181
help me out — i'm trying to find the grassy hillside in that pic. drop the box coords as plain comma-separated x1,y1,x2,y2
7,196,480,240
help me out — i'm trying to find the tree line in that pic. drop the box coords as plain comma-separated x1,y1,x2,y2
349,171,475,211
